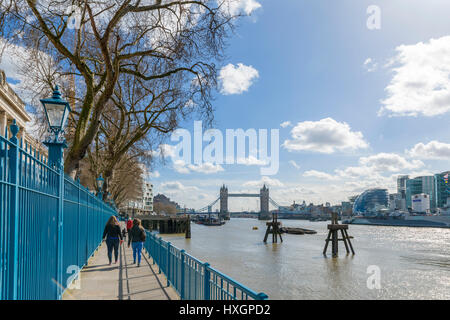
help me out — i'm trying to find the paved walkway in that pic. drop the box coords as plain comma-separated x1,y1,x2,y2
63,236,180,300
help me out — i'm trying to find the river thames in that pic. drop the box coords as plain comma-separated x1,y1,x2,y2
160,218,450,299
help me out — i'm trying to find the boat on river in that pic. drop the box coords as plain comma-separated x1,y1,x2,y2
279,227,317,235
343,212,450,228
195,214,226,226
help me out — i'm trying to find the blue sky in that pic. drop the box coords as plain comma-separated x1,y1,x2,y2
3,0,450,211
147,0,450,211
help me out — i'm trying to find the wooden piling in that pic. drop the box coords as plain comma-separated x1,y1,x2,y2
185,215,191,239
323,212,355,257
263,213,283,243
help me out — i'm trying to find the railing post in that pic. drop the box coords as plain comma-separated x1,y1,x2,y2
203,262,211,300
158,237,162,274
77,178,81,267
167,242,171,287
7,121,19,300
180,249,185,300
256,292,269,300
43,139,67,299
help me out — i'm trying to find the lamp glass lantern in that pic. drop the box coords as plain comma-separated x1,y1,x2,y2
40,85,71,138
96,174,104,191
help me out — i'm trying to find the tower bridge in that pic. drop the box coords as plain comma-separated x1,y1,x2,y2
196,184,280,220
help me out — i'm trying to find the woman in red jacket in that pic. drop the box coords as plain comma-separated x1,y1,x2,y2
126,218,133,233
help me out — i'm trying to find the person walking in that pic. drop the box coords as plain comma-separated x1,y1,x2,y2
102,216,123,265
128,218,146,267
126,218,133,234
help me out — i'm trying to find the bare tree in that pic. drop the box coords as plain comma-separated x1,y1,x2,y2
153,201,176,215
78,146,144,207
0,0,243,177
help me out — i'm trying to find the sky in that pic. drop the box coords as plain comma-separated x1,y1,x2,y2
3,0,450,211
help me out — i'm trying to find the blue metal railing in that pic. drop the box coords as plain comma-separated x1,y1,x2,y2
143,231,268,300
0,123,116,300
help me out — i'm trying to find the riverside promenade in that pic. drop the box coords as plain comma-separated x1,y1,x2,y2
63,235,180,300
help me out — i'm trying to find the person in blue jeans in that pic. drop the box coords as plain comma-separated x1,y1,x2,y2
102,216,123,265
128,218,146,267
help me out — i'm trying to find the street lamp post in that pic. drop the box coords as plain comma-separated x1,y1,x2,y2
96,174,104,199
40,85,71,168
40,84,71,299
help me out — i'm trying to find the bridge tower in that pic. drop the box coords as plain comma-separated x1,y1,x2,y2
259,184,270,220
219,184,229,220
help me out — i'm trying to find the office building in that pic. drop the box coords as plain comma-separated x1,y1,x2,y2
397,175,409,199
434,171,450,208
405,176,435,210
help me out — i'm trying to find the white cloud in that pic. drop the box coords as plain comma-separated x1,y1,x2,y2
173,160,224,174
303,170,338,180
149,144,177,159
335,153,424,180
0,38,59,108
151,144,224,174
222,0,262,16
243,176,284,188
380,35,450,117
218,63,259,95
237,155,268,166
139,164,160,181
280,121,292,128
282,117,369,153
289,160,300,170
358,152,424,172
407,140,450,159
188,162,225,174
161,181,186,191
335,165,375,179
160,181,199,199
148,170,160,179
302,152,425,195
364,58,377,72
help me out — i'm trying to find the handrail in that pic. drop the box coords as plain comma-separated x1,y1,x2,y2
143,230,268,300
1,122,117,300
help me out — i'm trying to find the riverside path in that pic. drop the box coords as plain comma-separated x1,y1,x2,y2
63,226,179,300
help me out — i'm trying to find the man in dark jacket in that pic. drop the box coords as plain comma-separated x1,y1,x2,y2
128,218,146,267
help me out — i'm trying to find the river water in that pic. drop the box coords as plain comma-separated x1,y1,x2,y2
160,218,450,300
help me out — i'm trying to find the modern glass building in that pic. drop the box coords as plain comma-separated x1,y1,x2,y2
434,171,450,208
405,176,435,209
353,188,389,215
397,175,409,199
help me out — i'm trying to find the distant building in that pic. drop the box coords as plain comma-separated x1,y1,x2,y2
411,193,430,213
348,195,359,206
389,193,406,211
353,188,389,215
124,181,154,216
330,205,341,214
389,193,396,211
405,176,435,210
0,69,46,155
434,171,450,208
397,175,409,199
341,201,352,215
153,193,180,215
143,182,153,211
